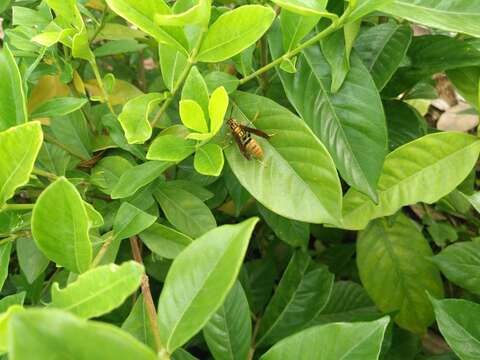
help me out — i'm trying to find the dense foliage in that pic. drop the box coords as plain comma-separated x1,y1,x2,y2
1,0,480,359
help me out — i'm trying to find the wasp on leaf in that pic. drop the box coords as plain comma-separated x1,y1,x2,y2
227,112,270,160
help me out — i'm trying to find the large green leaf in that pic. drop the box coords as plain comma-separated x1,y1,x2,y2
157,218,258,353
112,202,157,241
118,93,165,144
8,309,157,360
140,223,192,259
269,24,387,201
154,183,216,238
0,122,43,208
105,0,188,54
380,0,480,37
0,44,27,131
30,97,88,119
357,214,444,334
354,23,412,91
225,92,342,225
111,161,172,199
31,177,92,274
342,132,480,230
197,5,275,62
203,282,251,360
430,297,480,360
91,156,134,195
50,111,92,160
260,317,390,360
432,240,480,296
50,261,144,318
257,251,334,346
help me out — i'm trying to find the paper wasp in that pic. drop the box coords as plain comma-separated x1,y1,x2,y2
227,112,270,160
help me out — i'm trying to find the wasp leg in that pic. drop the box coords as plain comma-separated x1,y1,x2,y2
239,125,270,139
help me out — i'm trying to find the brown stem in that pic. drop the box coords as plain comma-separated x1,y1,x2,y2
129,236,165,356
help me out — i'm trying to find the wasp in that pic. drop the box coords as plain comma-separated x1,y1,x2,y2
227,116,270,160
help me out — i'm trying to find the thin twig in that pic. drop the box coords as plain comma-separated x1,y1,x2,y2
248,316,262,360
91,234,114,268
129,236,166,356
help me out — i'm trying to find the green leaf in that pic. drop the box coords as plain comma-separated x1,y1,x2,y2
225,92,342,225
94,39,147,57
257,204,309,248
84,202,104,228
0,242,12,291
122,294,156,349
348,0,393,23
140,223,192,259
321,30,350,93
118,93,165,144
154,184,216,238
269,26,387,201
30,97,88,119
197,5,275,62
432,240,480,296
0,305,24,352
159,45,188,92
312,281,379,325
271,0,329,16
182,67,210,119
105,0,188,54
179,100,208,133
51,111,92,160
203,282,252,360
380,0,480,38
383,100,427,151
357,214,444,334
260,317,390,360
16,237,49,284
158,217,258,352
194,143,224,177
280,10,320,52
91,156,135,195
342,132,480,230
113,203,157,241
208,86,228,136
147,134,196,162
0,44,27,131
205,72,239,95
430,297,480,360
257,251,334,346
50,261,144,318
9,308,157,360
447,67,480,109
0,122,43,208
31,177,92,274
111,161,172,199
155,0,211,27
0,292,26,313
354,23,412,91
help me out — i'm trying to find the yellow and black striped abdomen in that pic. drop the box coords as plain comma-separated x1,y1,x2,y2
244,137,264,159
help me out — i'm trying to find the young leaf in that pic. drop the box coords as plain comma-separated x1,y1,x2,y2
140,223,192,259
157,217,259,352
50,261,144,318
9,309,158,360
357,214,444,334
0,242,12,291
203,282,252,360
111,161,172,199
0,122,43,208
257,251,334,346
31,177,92,274
118,93,165,144
380,0,480,38
430,297,480,360
30,97,88,119
260,317,390,360
182,67,210,118
113,203,157,241
208,86,228,136
432,240,480,295
147,134,196,162
105,0,188,54
179,100,209,133
342,132,480,230
0,44,27,130
269,26,387,202
159,45,188,92
354,23,412,90
194,143,224,177
154,184,216,238
225,92,342,225
197,5,276,62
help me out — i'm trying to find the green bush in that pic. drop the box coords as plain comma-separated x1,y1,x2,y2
0,0,480,359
